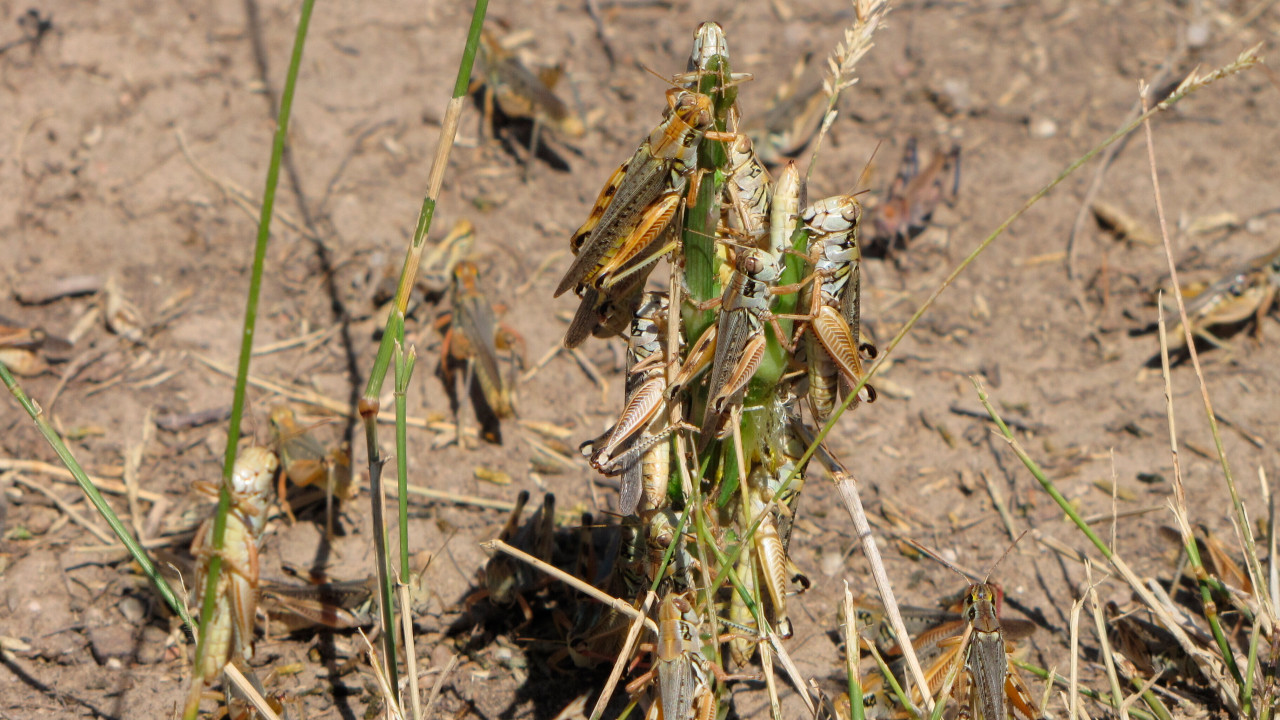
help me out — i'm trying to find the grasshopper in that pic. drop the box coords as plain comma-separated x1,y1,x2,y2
746,466,796,639
268,405,352,539
870,137,961,257
188,447,279,689
556,88,728,345
626,594,716,720
580,292,678,515
796,194,878,422
1169,242,1280,350
437,260,525,443
901,538,1043,720
694,163,802,448
473,29,585,165
745,70,827,166
260,570,375,634
0,317,73,376
474,491,557,622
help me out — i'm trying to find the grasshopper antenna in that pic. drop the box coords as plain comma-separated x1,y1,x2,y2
904,529,1029,585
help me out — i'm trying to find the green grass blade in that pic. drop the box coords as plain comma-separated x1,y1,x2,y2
0,362,194,631
184,1,316,716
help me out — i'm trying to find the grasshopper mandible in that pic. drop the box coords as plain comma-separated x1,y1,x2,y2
189,447,279,685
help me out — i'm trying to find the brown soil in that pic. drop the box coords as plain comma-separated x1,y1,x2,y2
1,1,1277,718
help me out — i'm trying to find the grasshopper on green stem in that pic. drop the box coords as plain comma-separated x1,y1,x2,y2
580,292,681,515
188,447,279,699
795,194,878,423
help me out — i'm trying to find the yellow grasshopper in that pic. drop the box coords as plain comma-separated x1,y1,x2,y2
187,447,279,705
268,405,352,539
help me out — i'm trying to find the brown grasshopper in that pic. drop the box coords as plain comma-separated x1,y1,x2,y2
556,89,727,346
268,405,352,539
473,29,585,166
0,317,73,376
1169,242,1280,350
870,137,961,257
580,292,679,515
437,260,525,444
795,194,878,423
187,447,279,698
902,538,1043,720
260,570,375,634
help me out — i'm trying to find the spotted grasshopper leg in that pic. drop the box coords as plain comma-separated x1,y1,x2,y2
796,194,878,423
189,447,279,690
580,292,679,515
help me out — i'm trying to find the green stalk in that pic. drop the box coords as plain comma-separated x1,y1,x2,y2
364,311,403,703
1011,659,1163,720
185,3,315,717
0,363,192,630
395,340,416,582
354,0,488,702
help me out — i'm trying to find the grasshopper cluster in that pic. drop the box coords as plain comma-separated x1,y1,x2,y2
545,22,884,719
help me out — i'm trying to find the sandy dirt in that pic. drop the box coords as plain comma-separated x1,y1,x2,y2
1,0,1278,718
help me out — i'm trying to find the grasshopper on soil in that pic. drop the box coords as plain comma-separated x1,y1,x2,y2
473,29,585,166
870,137,960,257
268,405,352,538
437,260,525,443
1169,242,1280,350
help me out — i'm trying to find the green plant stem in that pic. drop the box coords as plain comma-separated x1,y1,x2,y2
352,2,488,704
0,363,193,629
185,3,314,717
1011,659,1163,720
394,341,416,583
362,311,403,704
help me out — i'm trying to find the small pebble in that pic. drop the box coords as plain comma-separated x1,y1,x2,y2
1029,117,1058,139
